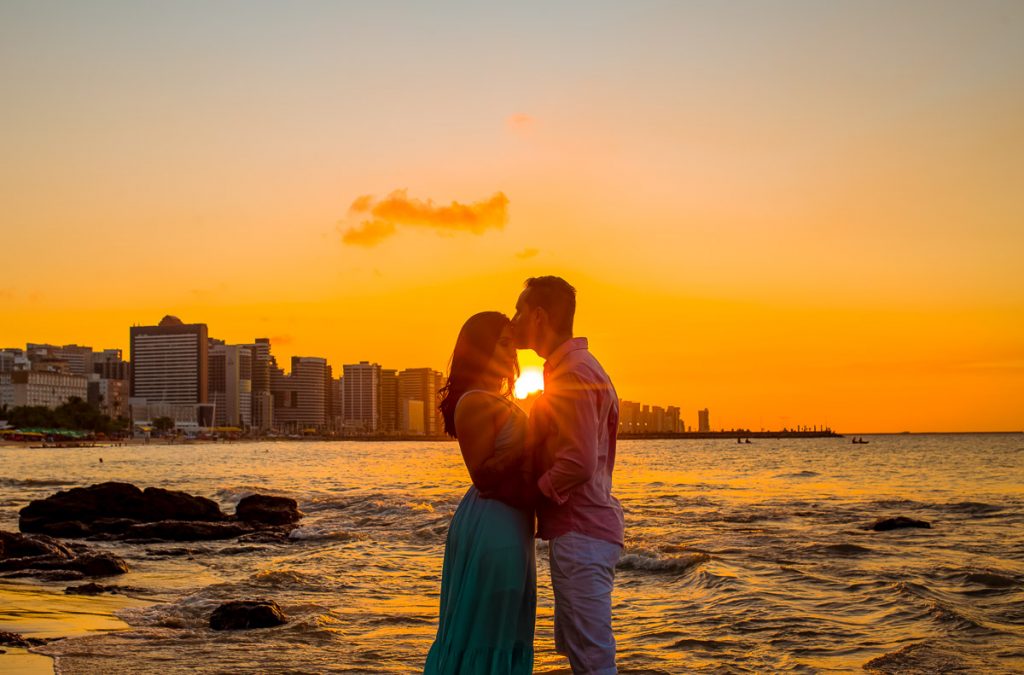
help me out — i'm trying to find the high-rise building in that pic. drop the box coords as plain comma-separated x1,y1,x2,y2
698,408,710,433
11,370,88,408
247,338,273,432
343,362,381,433
380,369,398,434
130,316,208,406
398,368,443,436
208,344,253,428
273,357,330,432
93,349,131,381
652,405,666,433
330,377,344,431
618,399,641,434
88,374,129,419
666,406,682,433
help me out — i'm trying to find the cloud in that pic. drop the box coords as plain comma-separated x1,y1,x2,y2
506,113,535,136
340,189,509,247
342,220,396,247
515,247,540,260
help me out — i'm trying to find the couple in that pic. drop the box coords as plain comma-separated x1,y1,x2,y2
425,276,624,675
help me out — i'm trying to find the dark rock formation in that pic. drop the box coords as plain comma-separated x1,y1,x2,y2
869,516,932,531
123,520,254,541
0,530,128,579
71,552,130,576
19,482,226,537
65,582,115,595
235,495,303,526
18,483,303,542
0,531,75,559
209,599,288,630
0,631,51,647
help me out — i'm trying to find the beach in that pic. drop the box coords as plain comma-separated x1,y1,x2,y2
2,435,1023,673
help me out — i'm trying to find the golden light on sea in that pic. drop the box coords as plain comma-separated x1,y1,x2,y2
515,366,545,399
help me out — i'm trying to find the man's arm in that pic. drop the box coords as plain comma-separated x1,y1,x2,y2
536,372,599,505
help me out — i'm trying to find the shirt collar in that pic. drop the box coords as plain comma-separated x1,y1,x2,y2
544,337,589,374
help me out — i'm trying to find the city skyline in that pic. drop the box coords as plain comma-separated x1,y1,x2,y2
1,315,708,436
2,3,1021,433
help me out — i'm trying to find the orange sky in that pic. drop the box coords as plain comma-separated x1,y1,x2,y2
1,3,1022,432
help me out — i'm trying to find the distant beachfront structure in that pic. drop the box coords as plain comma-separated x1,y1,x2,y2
398,368,444,436
130,316,208,406
208,343,253,428
10,369,88,408
698,408,710,433
618,400,684,434
343,361,381,433
270,356,331,433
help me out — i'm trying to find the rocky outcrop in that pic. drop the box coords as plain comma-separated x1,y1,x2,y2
235,495,303,526
123,520,255,541
869,516,932,531
17,483,304,542
0,530,128,580
0,631,51,647
209,599,288,630
19,482,226,537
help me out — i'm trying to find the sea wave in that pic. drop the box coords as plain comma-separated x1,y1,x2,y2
617,550,710,574
288,525,357,541
0,477,77,488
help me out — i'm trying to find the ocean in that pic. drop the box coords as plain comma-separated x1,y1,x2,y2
1,434,1022,673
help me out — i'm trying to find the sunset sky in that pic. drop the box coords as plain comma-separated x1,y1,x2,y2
2,2,1022,432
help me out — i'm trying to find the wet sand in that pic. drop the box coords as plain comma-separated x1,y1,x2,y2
0,579,150,674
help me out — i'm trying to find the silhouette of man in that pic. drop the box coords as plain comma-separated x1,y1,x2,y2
511,276,624,675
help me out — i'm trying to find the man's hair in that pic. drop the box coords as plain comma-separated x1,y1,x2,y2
524,276,576,334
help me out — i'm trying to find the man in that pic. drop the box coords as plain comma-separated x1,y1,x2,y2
511,275,624,675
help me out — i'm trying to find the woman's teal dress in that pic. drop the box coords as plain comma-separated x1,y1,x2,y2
424,392,536,674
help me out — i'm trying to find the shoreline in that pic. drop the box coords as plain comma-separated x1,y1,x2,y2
0,578,152,674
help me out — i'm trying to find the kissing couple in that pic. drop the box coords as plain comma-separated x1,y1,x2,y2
424,276,625,675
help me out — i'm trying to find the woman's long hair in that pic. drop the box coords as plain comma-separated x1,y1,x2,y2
438,311,519,439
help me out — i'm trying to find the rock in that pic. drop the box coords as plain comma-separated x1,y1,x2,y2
0,530,127,578
235,495,303,526
0,631,49,647
870,516,932,531
209,599,288,630
19,482,227,536
123,520,253,541
138,487,224,522
30,520,94,538
65,582,114,595
0,531,75,559
2,569,85,581
0,631,30,647
70,552,129,576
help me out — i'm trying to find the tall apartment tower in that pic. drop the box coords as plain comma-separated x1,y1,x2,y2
248,338,273,432
343,362,381,433
130,316,208,405
380,369,398,434
398,368,444,436
272,357,330,432
698,408,710,433
208,344,253,427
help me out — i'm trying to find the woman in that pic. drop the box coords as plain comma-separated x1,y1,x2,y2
424,311,536,674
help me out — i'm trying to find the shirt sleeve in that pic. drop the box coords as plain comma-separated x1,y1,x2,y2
537,371,599,505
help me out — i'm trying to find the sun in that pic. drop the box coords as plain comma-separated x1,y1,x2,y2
514,366,545,399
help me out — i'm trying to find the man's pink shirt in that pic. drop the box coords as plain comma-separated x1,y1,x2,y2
532,337,624,547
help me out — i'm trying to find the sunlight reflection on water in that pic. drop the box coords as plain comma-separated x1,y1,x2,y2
1,434,1022,673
